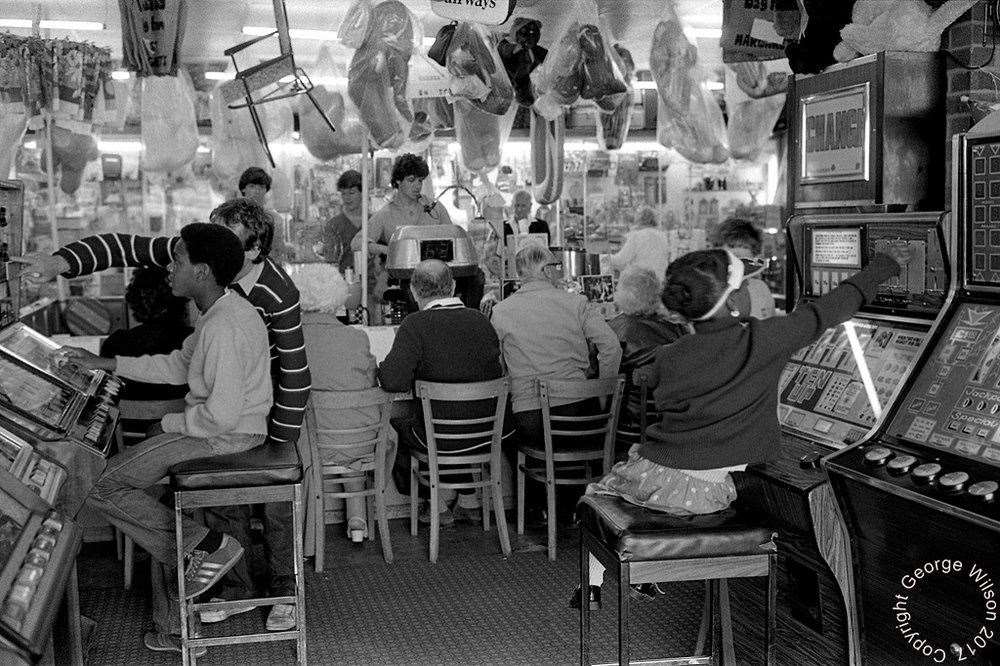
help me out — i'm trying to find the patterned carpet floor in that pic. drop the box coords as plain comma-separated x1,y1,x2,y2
77,518,709,665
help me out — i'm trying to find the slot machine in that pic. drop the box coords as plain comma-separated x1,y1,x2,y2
822,135,1000,664
732,212,951,665
0,181,25,330
0,322,121,514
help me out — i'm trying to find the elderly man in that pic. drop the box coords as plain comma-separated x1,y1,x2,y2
379,260,505,524
504,190,550,242
491,245,622,518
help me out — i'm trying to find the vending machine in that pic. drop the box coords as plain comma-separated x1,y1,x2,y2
822,134,1000,664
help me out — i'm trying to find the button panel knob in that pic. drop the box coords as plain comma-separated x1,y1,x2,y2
864,446,893,466
968,480,998,502
887,454,917,475
938,471,970,492
912,462,942,483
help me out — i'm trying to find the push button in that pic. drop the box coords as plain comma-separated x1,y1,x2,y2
938,471,969,492
968,480,998,502
887,455,917,475
864,446,893,466
912,462,942,484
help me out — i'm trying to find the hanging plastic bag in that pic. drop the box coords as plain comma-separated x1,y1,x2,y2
649,15,696,120
339,0,373,49
41,126,100,195
427,21,457,67
726,63,786,160
656,88,729,164
345,0,416,149
578,23,627,106
300,87,367,160
498,18,548,108
117,0,187,76
0,113,27,179
209,81,266,189
834,0,975,62
596,44,634,150
454,98,501,173
141,72,198,172
446,22,515,116
531,19,585,120
530,108,565,204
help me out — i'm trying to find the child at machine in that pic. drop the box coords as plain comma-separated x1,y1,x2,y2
714,217,777,320
62,223,273,652
572,246,904,610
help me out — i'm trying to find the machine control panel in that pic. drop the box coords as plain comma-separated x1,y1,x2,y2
0,428,63,505
888,302,1000,468
966,138,1000,287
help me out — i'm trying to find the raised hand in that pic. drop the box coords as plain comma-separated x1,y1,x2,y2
8,253,70,285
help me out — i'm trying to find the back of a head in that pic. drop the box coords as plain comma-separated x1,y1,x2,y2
210,197,274,263
126,266,188,325
661,249,729,321
614,266,662,316
286,263,350,314
515,244,553,278
180,223,246,287
715,217,762,255
410,259,454,301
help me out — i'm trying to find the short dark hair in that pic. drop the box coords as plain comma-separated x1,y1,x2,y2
337,169,362,191
180,223,246,287
209,198,273,264
125,266,189,325
410,260,454,300
390,153,429,188
238,167,271,193
715,218,763,255
661,249,729,320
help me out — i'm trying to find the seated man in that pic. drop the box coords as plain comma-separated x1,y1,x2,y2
379,260,504,525
64,223,273,653
490,245,622,519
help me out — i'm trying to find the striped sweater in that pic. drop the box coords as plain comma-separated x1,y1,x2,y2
55,234,311,444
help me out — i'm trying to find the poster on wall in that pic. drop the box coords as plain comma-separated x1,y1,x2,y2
800,83,870,184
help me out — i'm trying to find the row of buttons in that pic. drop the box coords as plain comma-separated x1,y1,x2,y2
863,446,998,500
1,514,64,630
84,378,121,443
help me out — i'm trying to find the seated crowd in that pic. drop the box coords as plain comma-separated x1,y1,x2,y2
21,192,908,655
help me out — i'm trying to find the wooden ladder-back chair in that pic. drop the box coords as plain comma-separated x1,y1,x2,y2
218,0,335,167
304,387,395,570
516,375,625,561
410,379,512,563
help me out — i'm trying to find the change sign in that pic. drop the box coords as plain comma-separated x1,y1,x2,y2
800,84,870,183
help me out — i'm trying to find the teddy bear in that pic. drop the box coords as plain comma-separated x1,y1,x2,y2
833,0,977,62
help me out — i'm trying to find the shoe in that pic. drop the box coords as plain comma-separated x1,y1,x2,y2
452,504,483,525
629,582,662,602
347,517,367,543
569,585,602,611
199,597,255,624
143,632,207,658
523,506,548,527
417,501,454,526
266,603,296,631
183,534,245,600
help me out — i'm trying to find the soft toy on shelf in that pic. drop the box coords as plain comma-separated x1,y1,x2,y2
833,0,977,62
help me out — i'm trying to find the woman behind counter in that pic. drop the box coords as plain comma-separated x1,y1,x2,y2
286,263,379,543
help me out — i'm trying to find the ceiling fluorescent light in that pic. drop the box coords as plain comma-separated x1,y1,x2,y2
39,20,105,31
111,70,131,80
204,71,234,81
632,80,658,90
683,14,723,26
97,140,144,152
0,19,32,28
242,26,338,40
684,27,722,40
705,81,724,91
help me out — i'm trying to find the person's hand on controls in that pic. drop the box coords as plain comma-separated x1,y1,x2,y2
8,253,69,285
60,347,116,373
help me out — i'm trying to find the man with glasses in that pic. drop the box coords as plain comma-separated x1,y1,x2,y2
491,245,621,522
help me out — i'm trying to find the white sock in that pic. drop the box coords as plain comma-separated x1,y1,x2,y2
456,493,480,509
588,555,606,586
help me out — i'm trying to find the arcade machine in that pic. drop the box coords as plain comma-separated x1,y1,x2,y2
731,52,949,664
822,133,1000,664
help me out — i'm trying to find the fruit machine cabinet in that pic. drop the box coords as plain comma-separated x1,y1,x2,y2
0,181,25,329
823,134,1000,664
731,211,951,665
0,465,81,660
0,322,121,515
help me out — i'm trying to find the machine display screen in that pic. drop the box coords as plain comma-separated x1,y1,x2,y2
0,354,76,433
887,302,1000,467
0,324,93,393
779,318,926,447
811,228,862,268
420,240,454,263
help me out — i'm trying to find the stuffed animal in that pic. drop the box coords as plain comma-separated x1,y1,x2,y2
497,18,547,107
833,0,977,62
41,126,100,195
785,0,856,74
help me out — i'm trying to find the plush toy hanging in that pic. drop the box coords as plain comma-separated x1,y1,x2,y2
833,0,976,62
596,44,634,150
498,18,548,108
445,22,515,116
40,126,100,195
141,72,199,172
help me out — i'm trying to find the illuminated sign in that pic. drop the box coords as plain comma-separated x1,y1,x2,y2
800,83,870,184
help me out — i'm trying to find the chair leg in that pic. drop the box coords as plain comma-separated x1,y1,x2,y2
409,457,419,537
115,529,123,560
491,463,511,557
480,465,490,531
376,483,393,564
618,561,630,666
579,530,591,666
719,578,736,665
694,580,712,656
765,555,776,665
516,451,526,535
546,460,557,562
429,480,439,564
313,476,326,573
365,483,376,542
123,536,134,590
709,580,722,666
292,484,308,665
174,495,190,666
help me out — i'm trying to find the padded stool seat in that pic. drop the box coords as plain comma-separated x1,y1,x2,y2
170,443,301,489
577,495,777,562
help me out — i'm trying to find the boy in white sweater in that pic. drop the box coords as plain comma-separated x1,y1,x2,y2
64,223,273,650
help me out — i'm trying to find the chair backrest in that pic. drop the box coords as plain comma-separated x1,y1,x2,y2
414,378,509,458
304,387,395,468
539,375,625,471
116,398,188,447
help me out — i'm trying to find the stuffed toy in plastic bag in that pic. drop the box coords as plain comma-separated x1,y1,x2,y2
651,13,729,164
530,108,565,204
531,21,585,120
596,44,634,150
786,0,855,74
40,126,100,195
579,23,627,107
498,18,548,108
298,87,363,160
454,98,502,172
726,62,786,161
446,22,514,116
833,0,976,62
141,73,198,172
209,82,292,188
345,0,416,149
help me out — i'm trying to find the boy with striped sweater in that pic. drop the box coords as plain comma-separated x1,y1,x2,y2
15,198,310,631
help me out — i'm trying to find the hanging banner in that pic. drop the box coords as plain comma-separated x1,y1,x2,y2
118,0,187,76
429,0,516,26
800,83,870,184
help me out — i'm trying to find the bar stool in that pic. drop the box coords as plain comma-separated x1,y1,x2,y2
170,444,306,665
577,493,777,665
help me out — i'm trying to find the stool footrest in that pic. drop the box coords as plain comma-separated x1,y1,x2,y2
187,631,301,648
591,659,710,666
190,596,296,611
